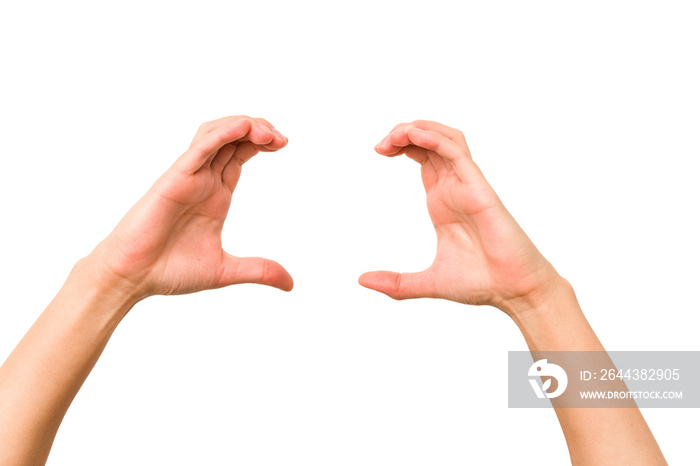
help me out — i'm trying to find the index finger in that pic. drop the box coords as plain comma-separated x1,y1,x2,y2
394,127,482,185
176,118,282,174
375,120,470,156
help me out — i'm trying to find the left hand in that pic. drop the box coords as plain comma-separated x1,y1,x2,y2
89,115,294,299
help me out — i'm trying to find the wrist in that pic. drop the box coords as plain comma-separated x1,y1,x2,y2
66,254,145,324
503,277,603,352
498,273,573,317
83,240,153,297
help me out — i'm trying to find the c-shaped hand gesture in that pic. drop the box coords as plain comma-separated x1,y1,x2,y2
359,120,562,314
0,117,666,466
92,116,294,299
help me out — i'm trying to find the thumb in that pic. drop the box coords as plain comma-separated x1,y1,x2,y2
219,252,294,291
358,270,434,300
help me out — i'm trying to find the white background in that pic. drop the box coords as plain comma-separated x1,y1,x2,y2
1,1,698,464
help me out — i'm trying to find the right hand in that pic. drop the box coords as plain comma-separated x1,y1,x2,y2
359,120,564,314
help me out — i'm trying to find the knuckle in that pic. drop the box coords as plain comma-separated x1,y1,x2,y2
222,115,250,128
216,130,229,144
260,259,269,283
394,273,403,292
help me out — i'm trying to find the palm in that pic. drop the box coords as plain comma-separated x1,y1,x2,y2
422,154,547,305
360,121,556,310
138,166,238,295
95,117,293,297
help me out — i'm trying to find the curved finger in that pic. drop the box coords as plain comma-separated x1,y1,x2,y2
251,117,288,150
402,128,481,185
220,143,259,191
209,123,275,168
375,120,469,155
177,118,255,173
424,148,449,174
419,155,440,188
404,120,469,147
209,142,238,173
253,117,287,145
195,115,247,137
183,117,287,173
210,130,287,173
199,122,278,170
376,127,437,163
402,128,472,166
375,128,409,156
196,115,284,140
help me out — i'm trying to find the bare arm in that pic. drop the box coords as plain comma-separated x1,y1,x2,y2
359,120,666,465
0,116,293,466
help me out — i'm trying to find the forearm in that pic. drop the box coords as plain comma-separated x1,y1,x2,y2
0,257,139,466
0,116,286,465
505,278,666,465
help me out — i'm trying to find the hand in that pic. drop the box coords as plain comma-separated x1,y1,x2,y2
359,120,562,314
90,115,293,298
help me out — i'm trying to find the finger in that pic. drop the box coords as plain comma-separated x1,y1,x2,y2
404,146,430,165
381,126,482,185
177,118,254,173
181,117,287,174
376,128,431,163
195,115,248,136
254,117,288,150
404,120,469,148
420,155,439,188
210,129,286,173
260,130,288,152
375,123,409,156
218,253,294,291
197,115,287,145
239,122,277,148
424,148,449,174
211,141,257,176
220,132,288,192
202,122,278,169
358,270,435,300
220,143,259,191
230,141,259,166
250,117,287,151
209,142,238,173
374,120,469,155
375,132,431,164
402,127,473,168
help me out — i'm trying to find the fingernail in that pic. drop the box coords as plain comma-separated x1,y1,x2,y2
376,134,391,149
272,127,286,141
258,124,273,135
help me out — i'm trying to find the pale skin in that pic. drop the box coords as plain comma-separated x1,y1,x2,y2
0,116,292,465
0,117,665,465
360,120,667,465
